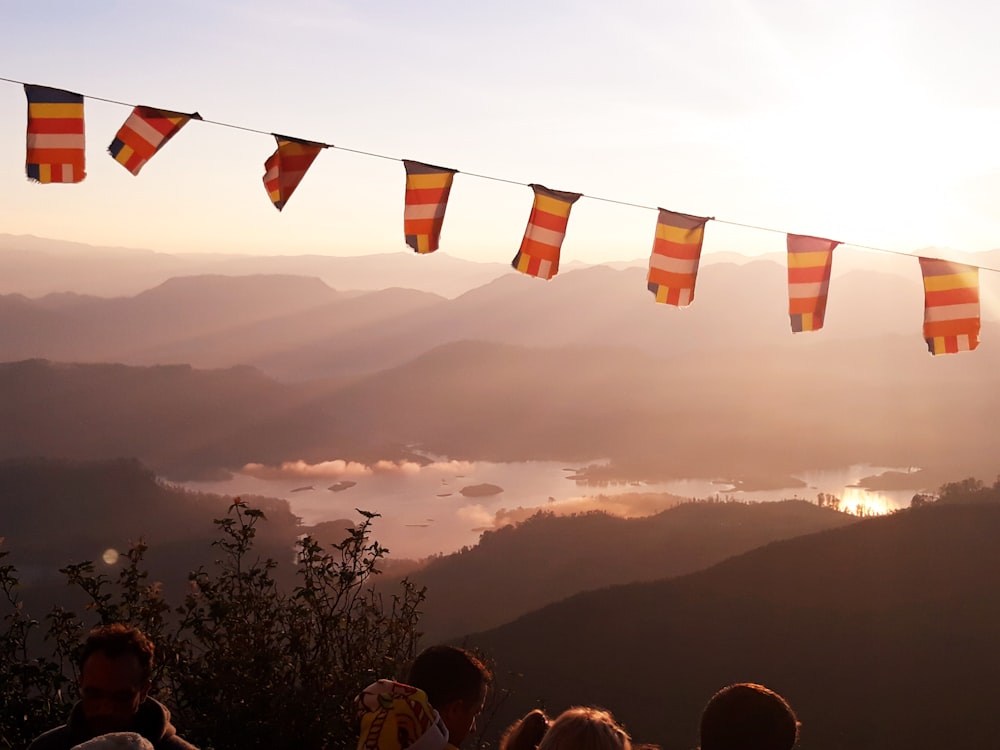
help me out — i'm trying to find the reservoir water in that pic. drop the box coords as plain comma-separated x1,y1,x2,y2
184,460,921,559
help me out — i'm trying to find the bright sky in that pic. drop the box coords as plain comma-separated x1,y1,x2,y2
4,0,1000,264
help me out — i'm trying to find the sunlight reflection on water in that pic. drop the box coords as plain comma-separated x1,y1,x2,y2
183,461,922,559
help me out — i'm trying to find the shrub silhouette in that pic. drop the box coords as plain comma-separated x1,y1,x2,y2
0,500,425,750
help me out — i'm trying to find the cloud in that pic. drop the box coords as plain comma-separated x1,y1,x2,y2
457,504,495,527
241,459,373,479
372,460,423,475
240,457,475,480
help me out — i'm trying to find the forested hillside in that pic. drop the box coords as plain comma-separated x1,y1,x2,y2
470,500,1000,750
393,500,856,641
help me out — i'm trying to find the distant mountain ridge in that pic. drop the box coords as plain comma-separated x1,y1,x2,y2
0,273,445,369
0,234,509,298
2,331,998,486
3,233,998,488
4,233,998,299
4,255,998,380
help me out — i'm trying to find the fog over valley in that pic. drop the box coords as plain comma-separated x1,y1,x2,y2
3,234,1000,750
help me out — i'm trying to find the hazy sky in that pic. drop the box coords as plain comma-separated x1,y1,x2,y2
4,1,1000,264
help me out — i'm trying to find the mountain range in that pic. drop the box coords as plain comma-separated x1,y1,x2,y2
4,240,1000,384
389,500,857,643
469,500,1000,750
3,312,998,485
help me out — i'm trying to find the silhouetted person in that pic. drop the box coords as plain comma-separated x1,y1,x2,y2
28,624,197,750
71,733,154,750
500,709,549,750
536,707,632,750
699,683,799,750
406,645,493,749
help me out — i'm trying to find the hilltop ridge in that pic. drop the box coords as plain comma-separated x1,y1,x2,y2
391,500,856,642
469,501,1000,750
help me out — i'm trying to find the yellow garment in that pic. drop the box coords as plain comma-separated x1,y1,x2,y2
356,679,449,750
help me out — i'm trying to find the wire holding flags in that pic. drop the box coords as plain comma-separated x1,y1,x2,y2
1,75,996,355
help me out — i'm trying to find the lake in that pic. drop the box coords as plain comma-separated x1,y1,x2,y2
184,460,921,559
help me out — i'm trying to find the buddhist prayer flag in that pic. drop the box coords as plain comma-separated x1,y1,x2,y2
403,160,458,253
24,84,85,183
647,209,710,307
787,234,840,332
108,106,201,175
919,257,980,355
511,184,582,280
262,135,326,211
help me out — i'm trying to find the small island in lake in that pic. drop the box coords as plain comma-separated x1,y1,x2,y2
327,481,357,493
460,483,503,498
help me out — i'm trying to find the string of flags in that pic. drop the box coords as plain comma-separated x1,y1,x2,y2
10,80,990,356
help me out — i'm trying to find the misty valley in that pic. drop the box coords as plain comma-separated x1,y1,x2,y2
2,237,999,750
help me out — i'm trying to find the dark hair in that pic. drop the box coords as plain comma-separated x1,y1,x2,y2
501,709,550,750
700,683,799,750
78,624,155,683
406,645,492,708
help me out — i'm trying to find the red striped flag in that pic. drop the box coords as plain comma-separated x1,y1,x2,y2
108,106,201,176
263,135,326,211
24,84,85,183
787,234,840,332
403,160,458,253
647,209,710,307
919,257,980,355
511,184,581,280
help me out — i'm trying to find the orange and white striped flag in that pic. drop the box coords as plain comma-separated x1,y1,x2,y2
647,209,710,307
403,160,457,253
24,84,85,183
919,257,980,355
511,184,581,280
263,135,326,211
109,106,200,176
787,234,840,332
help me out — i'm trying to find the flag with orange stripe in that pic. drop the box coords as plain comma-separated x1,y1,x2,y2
262,135,326,211
919,257,980,355
511,184,581,280
647,209,710,307
787,234,840,332
108,106,201,176
403,160,457,253
24,84,85,183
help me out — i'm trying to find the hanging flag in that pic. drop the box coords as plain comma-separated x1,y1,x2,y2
24,84,85,183
919,257,980,355
647,209,710,307
262,135,326,211
511,184,582,280
787,234,840,332
108,106,201,176
402,160,458,254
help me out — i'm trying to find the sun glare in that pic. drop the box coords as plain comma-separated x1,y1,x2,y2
839,487,891,517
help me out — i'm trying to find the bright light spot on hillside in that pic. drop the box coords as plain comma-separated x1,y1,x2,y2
840,487,891,517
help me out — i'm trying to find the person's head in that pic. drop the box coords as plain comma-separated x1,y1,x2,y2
71,732,155,750
77,624,155,735
699,683,799,750
500,709,549,750
406,645,492,747
536,707,631,750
